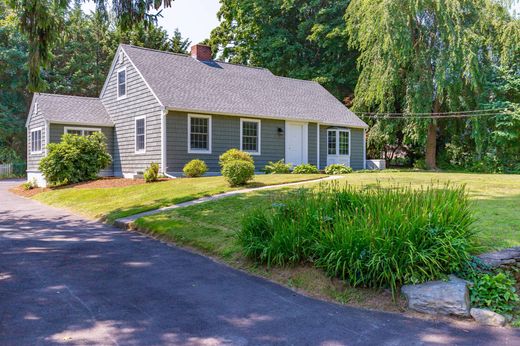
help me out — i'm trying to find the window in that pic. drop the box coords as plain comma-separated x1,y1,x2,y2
188,115,211,153
117,68,126,99
135,117,146,153
327,129,350,156
240,119,261,155
30,128,42,154
64,127,101,136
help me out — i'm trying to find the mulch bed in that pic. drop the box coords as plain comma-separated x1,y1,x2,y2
9,177,171,197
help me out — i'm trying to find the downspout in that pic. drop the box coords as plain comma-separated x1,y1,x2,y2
363,128,367,169
316,124,320,170
160,107,172,178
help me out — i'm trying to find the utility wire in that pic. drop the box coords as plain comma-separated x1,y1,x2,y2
359,111,513,119
355,108,508,116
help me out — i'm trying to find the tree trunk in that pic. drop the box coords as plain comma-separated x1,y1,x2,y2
425,120,437,170
425,99,440,170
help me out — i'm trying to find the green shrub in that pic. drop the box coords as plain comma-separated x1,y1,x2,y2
470,272,519,314
222,160,255,186
183,159,208,177
144,162,160,183
22,178,38,190
39,132,111,186
324,164,353,175
219,149,254,167
413,159,426,170
239,182,474,296
264,160,292,174
292,163,319,174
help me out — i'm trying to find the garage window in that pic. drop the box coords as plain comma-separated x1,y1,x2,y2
30,128,42,154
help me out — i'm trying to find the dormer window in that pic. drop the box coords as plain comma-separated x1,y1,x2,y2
117,67,126,99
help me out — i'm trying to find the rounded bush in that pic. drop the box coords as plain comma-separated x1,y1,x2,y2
292,163,319,174
324,164,353,175
219,149,254,167
39,132,111,186
144,162,160,183
183,159,208,177
222,159,255,186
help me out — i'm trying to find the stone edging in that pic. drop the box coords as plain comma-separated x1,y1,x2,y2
477,247,520,269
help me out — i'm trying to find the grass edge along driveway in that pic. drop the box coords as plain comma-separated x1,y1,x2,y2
32,174,327,223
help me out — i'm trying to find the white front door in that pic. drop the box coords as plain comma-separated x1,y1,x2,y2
327,129,351,166
285,122,308,166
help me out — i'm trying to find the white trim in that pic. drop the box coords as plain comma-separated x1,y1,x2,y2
64,126,102,135
25,99,37,127
116,67,127,100
167,107,369,129
161,109,167,174
30,127,43,154
188,114,212,154
239,118,261,155
363,128,367,169
316,124,320,169
134,116,146,154
49,120,113,127
284,121,308,165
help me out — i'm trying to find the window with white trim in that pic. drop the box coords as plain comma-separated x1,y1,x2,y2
327,129,350,156
117,68,126,99
240,119,261,154
135,117,146,153
30,128,42,154
188,115,211,153
65,127,101,136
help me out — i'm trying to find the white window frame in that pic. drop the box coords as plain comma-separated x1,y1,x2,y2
327,128,351,156
30,127,43,154
188,114,212,154
135,116,146,154
240,118,261,155
64,127,101,136
117,67,127,100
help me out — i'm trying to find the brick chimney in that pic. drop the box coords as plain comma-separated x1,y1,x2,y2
191,44,212,61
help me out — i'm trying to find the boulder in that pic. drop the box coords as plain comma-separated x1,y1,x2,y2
477,247,520,269
401,276,470,316
470,308,507,327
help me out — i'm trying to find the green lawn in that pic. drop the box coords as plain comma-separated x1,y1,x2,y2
134,171,520,257
33,174,326,223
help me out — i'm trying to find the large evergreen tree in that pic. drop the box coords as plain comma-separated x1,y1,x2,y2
209,0,358,99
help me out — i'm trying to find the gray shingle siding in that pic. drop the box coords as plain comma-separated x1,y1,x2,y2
319,125,365,170
308,123,317,166
166,111,285,173
49,124,115,175
100,51,163,176
27,108,46,172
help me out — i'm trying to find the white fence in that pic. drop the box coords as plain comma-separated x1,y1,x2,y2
0,163,12,176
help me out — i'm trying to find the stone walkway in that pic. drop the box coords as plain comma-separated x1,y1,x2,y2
114,175,342,228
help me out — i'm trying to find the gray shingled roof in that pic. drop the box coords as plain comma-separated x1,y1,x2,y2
33,93,113,126
121,45,367,128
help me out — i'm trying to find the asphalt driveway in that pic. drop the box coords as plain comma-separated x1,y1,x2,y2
1,180,519,345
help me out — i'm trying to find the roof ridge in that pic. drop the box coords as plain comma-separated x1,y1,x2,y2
36,92,100,100
121,44,271,72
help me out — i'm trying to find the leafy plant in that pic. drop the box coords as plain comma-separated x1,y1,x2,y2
22,178,38,190
39,132,111,186
292,164,319,174
264,160,292,174
143,162,160,183
324,164,353,175
239,182,475,296
183,159,208,177
222,160,255,186
219,149,254,168
470,272,519,314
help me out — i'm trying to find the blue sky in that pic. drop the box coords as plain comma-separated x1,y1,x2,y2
83,0,519,48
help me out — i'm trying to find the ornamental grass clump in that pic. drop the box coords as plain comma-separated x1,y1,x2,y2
239,182,475,296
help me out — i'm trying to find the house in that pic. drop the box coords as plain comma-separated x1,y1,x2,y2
26,44,368,186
